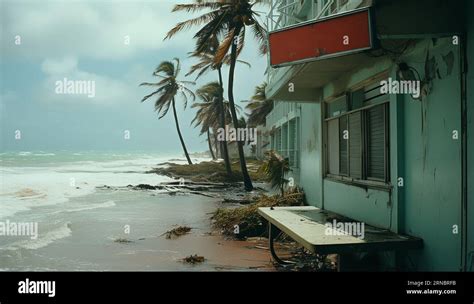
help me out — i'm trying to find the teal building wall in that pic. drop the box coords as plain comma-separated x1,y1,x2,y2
267,38,466,270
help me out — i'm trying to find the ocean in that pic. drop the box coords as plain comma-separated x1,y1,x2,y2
0,151,272,271
0,151,228,270
0,151,185,220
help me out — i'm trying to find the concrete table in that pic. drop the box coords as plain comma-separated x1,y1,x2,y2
258,206,423,268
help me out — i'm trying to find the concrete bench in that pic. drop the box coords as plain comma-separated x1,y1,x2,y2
258,206,423,268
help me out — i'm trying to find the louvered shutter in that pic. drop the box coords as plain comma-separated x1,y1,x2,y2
367,104,386,180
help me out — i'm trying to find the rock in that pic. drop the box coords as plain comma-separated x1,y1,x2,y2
134,184,156,190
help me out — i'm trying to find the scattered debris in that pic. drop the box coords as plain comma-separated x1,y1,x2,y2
211,187,305,238
114,238,133,243
274,249,337,272
148,160,266,183
182,254,206,264
162,226,192,239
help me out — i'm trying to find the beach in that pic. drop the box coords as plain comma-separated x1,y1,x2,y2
0,152,273,271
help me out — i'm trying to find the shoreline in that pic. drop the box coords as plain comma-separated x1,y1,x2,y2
0,179,276,271
0,153,301,271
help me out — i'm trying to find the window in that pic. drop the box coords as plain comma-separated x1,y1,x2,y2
339,115,348,175
349,112,362,179
327,119,339,174
281,122,288,156
288,118,300,168
275,128,282,154
271,118,300,168
367,104,387,180
325,84,389,184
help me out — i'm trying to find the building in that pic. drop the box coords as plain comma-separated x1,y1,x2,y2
263,0,473,271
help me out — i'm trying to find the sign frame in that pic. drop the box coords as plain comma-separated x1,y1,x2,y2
268,7,375,68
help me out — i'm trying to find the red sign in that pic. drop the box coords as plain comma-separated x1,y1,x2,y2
269,8,373,67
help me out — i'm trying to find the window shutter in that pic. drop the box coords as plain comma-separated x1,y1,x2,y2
327,119,339,174
289,119,296,167
282,123,288,157
339,116,348,175
296,117,300,168
367,104,386,180
349,112,362,179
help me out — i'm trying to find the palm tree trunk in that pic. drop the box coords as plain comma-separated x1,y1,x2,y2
207,129,216,160
217,67,233,176
172,98,193,165
227,28,253,191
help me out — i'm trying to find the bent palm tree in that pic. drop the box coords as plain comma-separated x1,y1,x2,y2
187,37,251,176
191,82,236,161
245,82,273,127
166,0,269,191
187,36,232,175
140,58,195,165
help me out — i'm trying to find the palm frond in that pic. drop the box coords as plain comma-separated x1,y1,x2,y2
259,150,290,194
172,2,222,13
165,10,222,40
214,28,235,64
251,20,268,55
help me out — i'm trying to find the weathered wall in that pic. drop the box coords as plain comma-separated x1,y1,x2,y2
264,9,469,270
298,102,323,207
399,38,462,271
323,180,392,229
320,38,463,270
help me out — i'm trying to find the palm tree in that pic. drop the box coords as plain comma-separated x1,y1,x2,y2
187,35,251,176
191,83,222,160
140,58,195,165
166,0,269,191
192,82,238,160
245,82,273,127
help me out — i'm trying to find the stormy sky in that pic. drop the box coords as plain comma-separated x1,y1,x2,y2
0,0,268,154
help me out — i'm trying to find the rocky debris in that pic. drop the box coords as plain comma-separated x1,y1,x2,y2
162,226,192,239
182,254,206,264
114,238,134,243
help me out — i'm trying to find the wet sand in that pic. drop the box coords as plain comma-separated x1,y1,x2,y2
0,188,275,271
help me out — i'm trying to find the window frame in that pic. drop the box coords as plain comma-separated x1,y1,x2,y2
324,100,390,188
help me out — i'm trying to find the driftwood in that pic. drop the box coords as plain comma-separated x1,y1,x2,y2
98,179,266,200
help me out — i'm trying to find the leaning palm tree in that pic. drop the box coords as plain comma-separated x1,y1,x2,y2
245,82,273,127
191,82,235,161
166,0,269,191
187,36,231,175
140,58,195,165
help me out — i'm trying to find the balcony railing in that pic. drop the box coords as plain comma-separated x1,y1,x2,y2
265,0,368,83
265,0,366,32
